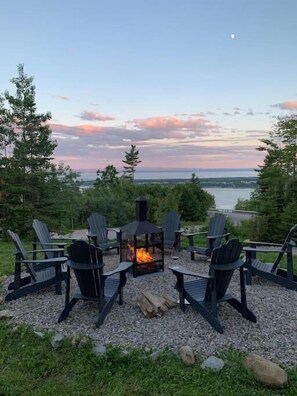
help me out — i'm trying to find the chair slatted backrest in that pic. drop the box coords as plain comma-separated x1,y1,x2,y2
33,219,55,259
162,211,181,245
207,213,227,250
68,240,104,298
205,238,243,301
271,223,297,272
7,229,36,279
87,213,108,246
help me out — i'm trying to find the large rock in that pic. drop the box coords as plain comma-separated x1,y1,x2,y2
0,275,8,283
93,343,106,357
50,333,64,349
0,310,13,319
243,353,288,389
201,356,225,371
179,346,195,366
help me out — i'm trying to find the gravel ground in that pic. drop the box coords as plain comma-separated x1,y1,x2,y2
2,250,297,368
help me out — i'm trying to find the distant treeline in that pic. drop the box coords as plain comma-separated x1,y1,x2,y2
81,177,258,189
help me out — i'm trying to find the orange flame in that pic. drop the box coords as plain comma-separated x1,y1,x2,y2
128,243,154,264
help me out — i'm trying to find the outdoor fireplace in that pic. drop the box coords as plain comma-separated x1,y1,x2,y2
120,197,164,277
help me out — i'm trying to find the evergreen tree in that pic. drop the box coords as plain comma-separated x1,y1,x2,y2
249,115,297,241
94,164,119,188
122,144,141,181
0,64,58,235
190,172,200,185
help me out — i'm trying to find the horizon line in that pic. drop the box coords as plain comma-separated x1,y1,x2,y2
75,166,258,173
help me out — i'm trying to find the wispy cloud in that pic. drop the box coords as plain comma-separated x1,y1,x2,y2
245,130,269,139
52,95,70,101
271,101,297,111
78,111,115,121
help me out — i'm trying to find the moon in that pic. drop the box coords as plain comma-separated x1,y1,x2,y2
230,33,235,39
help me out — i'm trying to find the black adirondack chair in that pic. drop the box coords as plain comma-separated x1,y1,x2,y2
87,213,120,253
169,238,256,333
58,240,132,327
185,213,229,260
161,210,183,250
5,230,68,302
244,224,297,291
33,219,74,259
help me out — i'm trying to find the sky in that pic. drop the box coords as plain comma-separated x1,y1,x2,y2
1,0,297,173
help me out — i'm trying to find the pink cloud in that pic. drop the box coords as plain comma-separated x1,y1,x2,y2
78,111,115,121
272,101,297,110
129,116,213,131
51,123,104,135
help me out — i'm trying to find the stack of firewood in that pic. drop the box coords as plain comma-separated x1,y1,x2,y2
137,291,177,317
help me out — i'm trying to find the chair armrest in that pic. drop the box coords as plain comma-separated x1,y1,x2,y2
86,231,97,238
243,240,283,247
52,237,76,242
184,231,207,237
175,229,184,234
207,232,230,240
107,228,120,233
22,256,68,264
243,246,285,254
104,261,132,277
33,241,67,247
169,265,211,279
27,248,65,254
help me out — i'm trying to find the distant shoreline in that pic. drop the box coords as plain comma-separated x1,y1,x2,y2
81,176,258,189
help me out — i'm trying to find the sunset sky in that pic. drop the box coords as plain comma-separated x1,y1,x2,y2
1,0,297,173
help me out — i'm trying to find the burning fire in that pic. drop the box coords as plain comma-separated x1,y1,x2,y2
128,243,154,264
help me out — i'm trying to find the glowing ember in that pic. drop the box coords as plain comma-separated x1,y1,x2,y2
128,243,154,264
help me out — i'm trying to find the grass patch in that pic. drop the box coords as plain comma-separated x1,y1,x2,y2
0,240,15,276
0,322,297,395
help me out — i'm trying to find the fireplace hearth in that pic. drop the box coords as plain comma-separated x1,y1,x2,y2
120,197,164,277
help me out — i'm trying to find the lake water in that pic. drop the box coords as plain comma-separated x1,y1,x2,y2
79,168,256,210
80,168,257,181
204,188,254,210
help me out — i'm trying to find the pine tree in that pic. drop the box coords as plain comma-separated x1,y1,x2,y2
122,144,141,181
250,115,297,241
94,164,119,188
0,64,58,235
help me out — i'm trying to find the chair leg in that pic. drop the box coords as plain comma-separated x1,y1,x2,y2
179,291,186,312
96,294,118,328
191,299,223,333
7,276,31,290
54,263,62,295
58,298,79,322
227,298,257,323
14,262,22,290
227,267,256,323
119,288,123,305
6,278,60,302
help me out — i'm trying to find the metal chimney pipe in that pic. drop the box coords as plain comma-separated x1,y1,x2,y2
135,197,147,221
